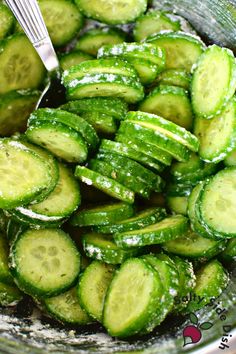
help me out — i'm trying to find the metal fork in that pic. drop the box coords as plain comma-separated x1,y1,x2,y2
5,0,66,108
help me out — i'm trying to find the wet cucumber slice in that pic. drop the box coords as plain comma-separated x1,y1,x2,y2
155,69,191,90
75,166,135,204
28,108,99,152
139,85,193,130
10,164,81,228
76,28,126,56
186,260,229,312
126,111,199,152
119,120,190,162
70,202,134,227
114,215,188,248
146,31,205,72
6,219,27,245
82,233,139,264
194,98,236,163
10,228,81,297
26,120,88,163
191,45,236,118
89,158,151,199
78,261,115,321
0,34,45,94
0,4,15,40
39,0,84,47
166,181,193,197
162,228,226,260
0,233,14,285
95,207,166,234
60,50,93,71
44,287,92,325
0,90,40,137
115,134,172,166
133,10,181,42
0,281,23,307
80,112,118,136
99,139,164,172
75,0,148,25
224,148,236,166
221,238,236,262
167,196,188,215
0,139,54,209
103,258,164,337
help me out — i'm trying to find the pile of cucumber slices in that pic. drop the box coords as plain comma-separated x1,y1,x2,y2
0,0,236,339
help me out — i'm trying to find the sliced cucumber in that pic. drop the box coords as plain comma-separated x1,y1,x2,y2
0,281,22,307
139,85,193,130
224,148,236,166
0,210,8,234
82,233,139,264
186,260,229,312
194,98,236,163
166,181,193,197
70,202,134,227
162,228,226,260
28,108,99,152
221,239,236,262
114,215,188,248
26,120,88,163
191,45,236,118
115,134,172,166
167,196,188,215
133,10,181,41
0,90,40,137
6,219,27,244
60,51,93,71
39,0,84,47
80,112,118,136
0,234,13,285
0,139,54,209
146,31,205,72
0,4,15,39
78,261,115,321
44,287,92,325
155,69,191,90
76,28,126,56
75,0,148,25
75,166,135,204
0,34,45,94
10,228,81,297
95,207,166,234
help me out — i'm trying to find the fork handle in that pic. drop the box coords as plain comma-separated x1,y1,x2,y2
5,0,59,72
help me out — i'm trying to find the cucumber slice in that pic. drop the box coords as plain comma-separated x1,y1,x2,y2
119,120,190,162
0,139,54,209
10,228,81,297
11,164,81,228
60,51,93,71
61,97,128,121
191,45,236,118
162,228,226,260
114,215,188,248
224,148,236,166
194,98,236,163
0,281,23,307
28,108,99,152
80,112,118,136
75,0,147,25
0,34,45,94
124,58,162,85
221,238,236,262
70,202,134,227
155,69,191,90
99,139,164,172
0,234,13,285
186,260,229,312
39,0,84,47
166,181,193,197
65,73,144,104
76,28,126,56
75,166,135,204
0,210,8,234
126,111,199,152
139,85,193,130
89,158,151,199
96,151,164,193
103,258,163,337
167,196,188,215
82,233,139,264
0,90,40,137
133,10,181,42
0,4,15,39
6,219,27,245
146,31,205,72
115,134,172,166
26,120,88,163
44,287,92,325
198,167,236,238
95,207,166,234
78,261,115,321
